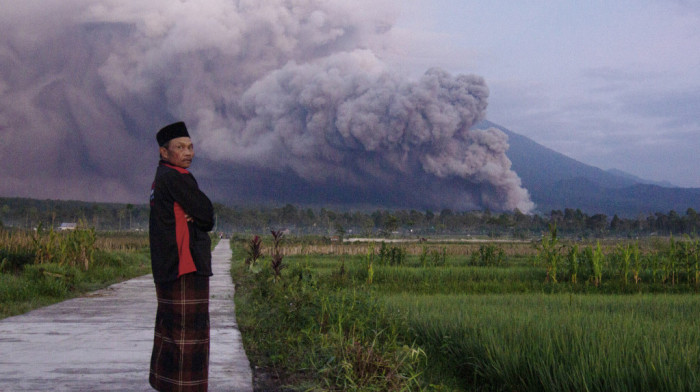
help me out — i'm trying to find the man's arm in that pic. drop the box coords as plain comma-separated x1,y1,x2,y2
165,173,215,231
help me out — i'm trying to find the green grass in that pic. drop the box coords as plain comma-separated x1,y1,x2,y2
0,249,150,319
283,252,696,295
384,293,700,391
233,238,700,391
232,245,433,391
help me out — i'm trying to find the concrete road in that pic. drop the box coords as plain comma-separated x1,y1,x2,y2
0,239,253,391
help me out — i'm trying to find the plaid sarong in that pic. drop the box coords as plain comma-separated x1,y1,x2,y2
150,273,210,391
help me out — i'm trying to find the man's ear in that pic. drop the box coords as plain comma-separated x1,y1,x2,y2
159,146,169,160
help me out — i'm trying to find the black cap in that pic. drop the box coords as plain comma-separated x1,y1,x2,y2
156,121,190,146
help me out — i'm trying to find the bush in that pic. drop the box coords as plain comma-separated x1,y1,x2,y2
1,234,150,319
469,244,503,266
0,248,35,274
233,242,429,391
378,242,406,266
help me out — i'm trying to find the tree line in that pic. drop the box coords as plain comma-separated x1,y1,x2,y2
1,197,698,238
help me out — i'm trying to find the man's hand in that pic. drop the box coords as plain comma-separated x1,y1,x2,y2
184,214,194,223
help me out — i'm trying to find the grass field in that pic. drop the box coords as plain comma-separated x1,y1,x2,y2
0,228,151,318
233,235,700,391
386,293,699,391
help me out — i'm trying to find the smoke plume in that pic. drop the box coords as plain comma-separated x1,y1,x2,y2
0,0,534,212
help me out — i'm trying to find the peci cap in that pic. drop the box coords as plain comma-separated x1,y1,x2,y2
156,121,190,146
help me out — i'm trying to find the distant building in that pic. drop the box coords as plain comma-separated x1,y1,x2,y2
58,222,77,231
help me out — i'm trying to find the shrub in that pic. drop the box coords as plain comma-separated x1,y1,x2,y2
469,244,504,267
233,243,429,391
245,235,262,268
378,243,406,266
270,230,286,282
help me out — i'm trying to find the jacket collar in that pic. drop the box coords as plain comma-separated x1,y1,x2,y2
159,160,190,174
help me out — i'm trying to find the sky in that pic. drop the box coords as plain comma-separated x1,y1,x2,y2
390,0,700,187
0,0,698,211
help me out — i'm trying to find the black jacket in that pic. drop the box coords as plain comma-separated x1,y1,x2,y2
149,161,214,283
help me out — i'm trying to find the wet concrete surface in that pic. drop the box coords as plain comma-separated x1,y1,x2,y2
0,239,253,391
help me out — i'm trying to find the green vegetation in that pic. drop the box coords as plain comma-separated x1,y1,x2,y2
233,234,700,391
3,197,700,238
387,293,700,391
3,196,699,389
0,227,150,318
0,197,149,231
232,236,430,391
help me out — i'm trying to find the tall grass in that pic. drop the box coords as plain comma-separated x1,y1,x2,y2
1,224,98,271
277,241,538,258
537,232,700,289
0,228,150,318
231,241,432,391
385,293,700,392
283,246,699,295
233,236,700,391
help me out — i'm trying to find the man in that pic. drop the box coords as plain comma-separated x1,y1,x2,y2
149,121,214,391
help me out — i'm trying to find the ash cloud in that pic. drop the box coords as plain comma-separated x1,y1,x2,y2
0,0,534,212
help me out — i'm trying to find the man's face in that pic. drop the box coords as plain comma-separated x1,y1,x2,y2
160,137,194,169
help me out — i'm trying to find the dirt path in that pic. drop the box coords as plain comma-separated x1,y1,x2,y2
0,239,253,391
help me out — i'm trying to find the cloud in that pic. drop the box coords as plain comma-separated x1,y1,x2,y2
0,0,533,212
620,89,700,130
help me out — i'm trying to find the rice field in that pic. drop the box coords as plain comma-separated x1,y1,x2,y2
385,293,700,391
244,235,700,391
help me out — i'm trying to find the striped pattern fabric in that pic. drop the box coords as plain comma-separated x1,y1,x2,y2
150,273,210,391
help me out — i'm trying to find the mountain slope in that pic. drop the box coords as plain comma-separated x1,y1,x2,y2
475,120,700,216
605,168,676,188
